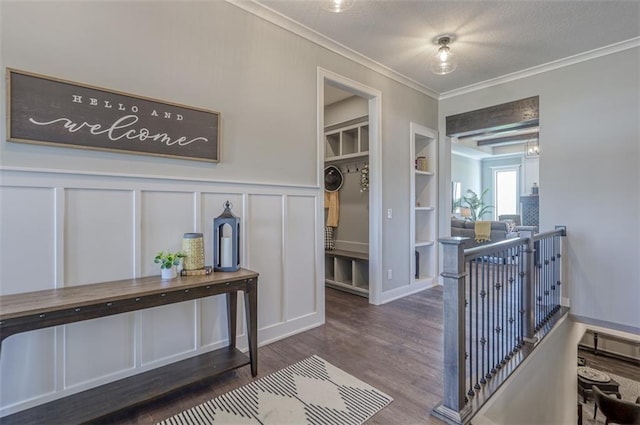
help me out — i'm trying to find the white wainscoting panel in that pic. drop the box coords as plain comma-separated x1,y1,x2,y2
201,193,245,348
0,329,56,408
0,187,56,295
285,195,317,320
65,189,134,285
140,302,196,365
64,314,135,388
247,194,284,329
200,294,230,348
0,168,323,417
141,191,195,276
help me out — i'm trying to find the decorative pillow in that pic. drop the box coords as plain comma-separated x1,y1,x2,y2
325,226,335,250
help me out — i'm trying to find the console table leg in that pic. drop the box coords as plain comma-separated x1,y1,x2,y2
227,292,237,348
245,283,258,377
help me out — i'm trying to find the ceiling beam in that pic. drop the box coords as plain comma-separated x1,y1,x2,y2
445,96,539,137
476,132,539,146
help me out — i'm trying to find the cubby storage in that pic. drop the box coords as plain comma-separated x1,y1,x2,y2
410,123,438,286
325,249,368,297
325,119,369,162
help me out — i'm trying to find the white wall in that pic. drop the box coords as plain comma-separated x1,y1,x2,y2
0,0,437,414
439,46,640,332
324,98,369,250
451,153,481,202
324,95,368,127
474,320,640,425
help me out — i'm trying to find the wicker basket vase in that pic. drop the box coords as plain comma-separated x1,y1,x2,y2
182,233,205,271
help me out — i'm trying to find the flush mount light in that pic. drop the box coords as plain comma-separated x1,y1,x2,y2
430,35,458,75
322,0,354,13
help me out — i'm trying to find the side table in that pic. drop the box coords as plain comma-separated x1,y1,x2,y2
577,375,621,419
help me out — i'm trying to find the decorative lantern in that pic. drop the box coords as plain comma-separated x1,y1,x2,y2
213,201,240,272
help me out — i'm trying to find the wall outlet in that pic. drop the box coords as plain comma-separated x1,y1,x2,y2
387,208,392,219
387,269,392,280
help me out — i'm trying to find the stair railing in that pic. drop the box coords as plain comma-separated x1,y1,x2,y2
434,226,567,424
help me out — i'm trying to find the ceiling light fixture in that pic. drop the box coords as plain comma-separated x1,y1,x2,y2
526,140,540,157
322,0,354,13
430,35,458,75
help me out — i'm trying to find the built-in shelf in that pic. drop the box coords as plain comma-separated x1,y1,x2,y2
325,121,369,162
325,249,369,297
415,170,434,176
325,151,369,164
410,123,438,286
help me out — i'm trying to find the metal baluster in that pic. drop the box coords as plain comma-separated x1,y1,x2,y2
480,257,487,385
553,236,562,309
492,253,499,373
474,258,480,391
545,237,550,322
498,249,509,367
493,255,498,373
511,246,517,353
545,237,551,321
537,238,542,328
467,259,474,398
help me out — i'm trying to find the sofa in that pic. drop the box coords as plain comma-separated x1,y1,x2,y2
451,218,512,248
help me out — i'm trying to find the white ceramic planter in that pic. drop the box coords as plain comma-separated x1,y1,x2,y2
161,267,177,280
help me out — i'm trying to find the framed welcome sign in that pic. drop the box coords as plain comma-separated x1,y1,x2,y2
6,68,220,162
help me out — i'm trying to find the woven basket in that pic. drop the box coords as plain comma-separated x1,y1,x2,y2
182,233,205,270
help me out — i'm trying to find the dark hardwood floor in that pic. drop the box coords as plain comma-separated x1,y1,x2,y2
578,346,640,382
105,287,447,425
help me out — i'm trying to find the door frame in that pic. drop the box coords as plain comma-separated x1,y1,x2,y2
317,68,382,305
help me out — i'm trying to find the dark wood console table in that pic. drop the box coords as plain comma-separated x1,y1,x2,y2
0,269,258,424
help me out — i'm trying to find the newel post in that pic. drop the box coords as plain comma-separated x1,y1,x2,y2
434,237,471,424
519,227,538,344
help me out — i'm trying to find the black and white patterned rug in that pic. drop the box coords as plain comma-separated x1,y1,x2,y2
157,355,393,425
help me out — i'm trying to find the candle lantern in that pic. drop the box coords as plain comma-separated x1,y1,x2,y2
213,201,240,272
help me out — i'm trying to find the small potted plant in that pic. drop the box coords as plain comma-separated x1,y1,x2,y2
154,251,185,279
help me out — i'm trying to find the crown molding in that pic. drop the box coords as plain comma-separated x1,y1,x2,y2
440,37,640,100
226,1,638,102
226,0,440,100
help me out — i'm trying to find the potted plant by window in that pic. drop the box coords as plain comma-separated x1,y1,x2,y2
154,251,185,279
455,189,493,221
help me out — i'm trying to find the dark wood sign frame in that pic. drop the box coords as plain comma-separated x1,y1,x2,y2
6,68,220,162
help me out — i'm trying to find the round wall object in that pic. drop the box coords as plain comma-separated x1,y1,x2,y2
324,165,343,192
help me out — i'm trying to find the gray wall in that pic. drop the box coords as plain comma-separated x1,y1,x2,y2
0,0,438,413
0,1,437,299
440,47,640,332
325,96,367,127
324,98,369,249
451,153,481,211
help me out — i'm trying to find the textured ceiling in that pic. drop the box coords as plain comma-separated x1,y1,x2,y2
252,0,640,95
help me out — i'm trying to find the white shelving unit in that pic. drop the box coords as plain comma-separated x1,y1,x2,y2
324,117,370,297
410,123,438,286
325,120,369,163
325,250,369,297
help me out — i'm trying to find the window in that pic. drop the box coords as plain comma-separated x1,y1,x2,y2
494,167,519,219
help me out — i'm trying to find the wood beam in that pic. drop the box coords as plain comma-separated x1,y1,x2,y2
476,132,539,146
446,96,539,137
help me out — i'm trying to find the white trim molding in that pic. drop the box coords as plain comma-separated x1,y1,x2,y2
440,37,640,99
317,67,383,305
228,0,439,100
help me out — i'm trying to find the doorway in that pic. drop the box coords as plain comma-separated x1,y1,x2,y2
318,68,382,305
447,96,540,228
